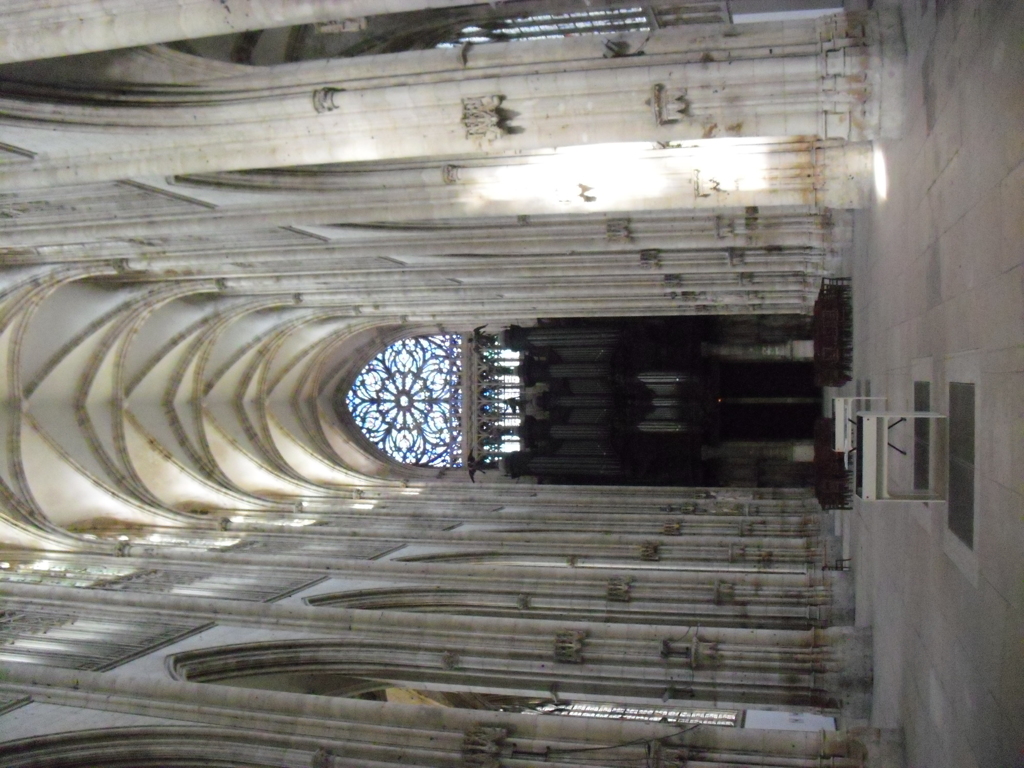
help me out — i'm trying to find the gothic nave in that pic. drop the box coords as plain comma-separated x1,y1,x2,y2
0,2,1021,768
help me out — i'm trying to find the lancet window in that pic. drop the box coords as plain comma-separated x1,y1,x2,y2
533,701,740,727
466,329,524,468
436,7,649,47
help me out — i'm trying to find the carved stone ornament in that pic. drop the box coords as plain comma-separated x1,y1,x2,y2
692,169,724,198
462,725,510,768
687,489,715,499
660,638,694,662
639,248,662,269
649,83,691,126
312,87,345,114
639,541,661,561
606,217,632,242
664,273,687,288
442,164,462,184
667,290,715,307
462,95,510,141
660,502,697,514
662,521,683,536
554,629,587,663
606,576,632,602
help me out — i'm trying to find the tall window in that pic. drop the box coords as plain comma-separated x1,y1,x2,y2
346,335,463,467
436,7,648,47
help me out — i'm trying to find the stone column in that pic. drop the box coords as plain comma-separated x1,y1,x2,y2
0,581,868,714
0,663,892,767
1,539,848,630
0,183,849,250
0,14,888,191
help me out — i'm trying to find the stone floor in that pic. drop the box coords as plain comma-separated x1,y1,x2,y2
847,1,1024,766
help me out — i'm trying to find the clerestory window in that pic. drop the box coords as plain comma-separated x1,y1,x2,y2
436,7,649,47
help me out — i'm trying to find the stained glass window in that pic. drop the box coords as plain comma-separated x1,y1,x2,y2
436,8,649,47
346,335,463,467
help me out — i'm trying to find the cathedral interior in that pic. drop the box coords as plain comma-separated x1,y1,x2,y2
0,1,1021,767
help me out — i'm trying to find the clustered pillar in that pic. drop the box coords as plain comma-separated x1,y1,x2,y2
0,13,887,192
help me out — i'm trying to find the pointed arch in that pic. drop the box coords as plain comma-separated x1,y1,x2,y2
0,727,316,768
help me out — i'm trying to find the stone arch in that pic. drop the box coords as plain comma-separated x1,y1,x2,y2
0,727,306,768
303,579,833,630
166,633,845,711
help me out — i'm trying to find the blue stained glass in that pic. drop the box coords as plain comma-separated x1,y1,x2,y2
346,335,463,467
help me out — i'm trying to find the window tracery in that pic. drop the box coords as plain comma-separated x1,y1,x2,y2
347,335,464,467
468,333,523,467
